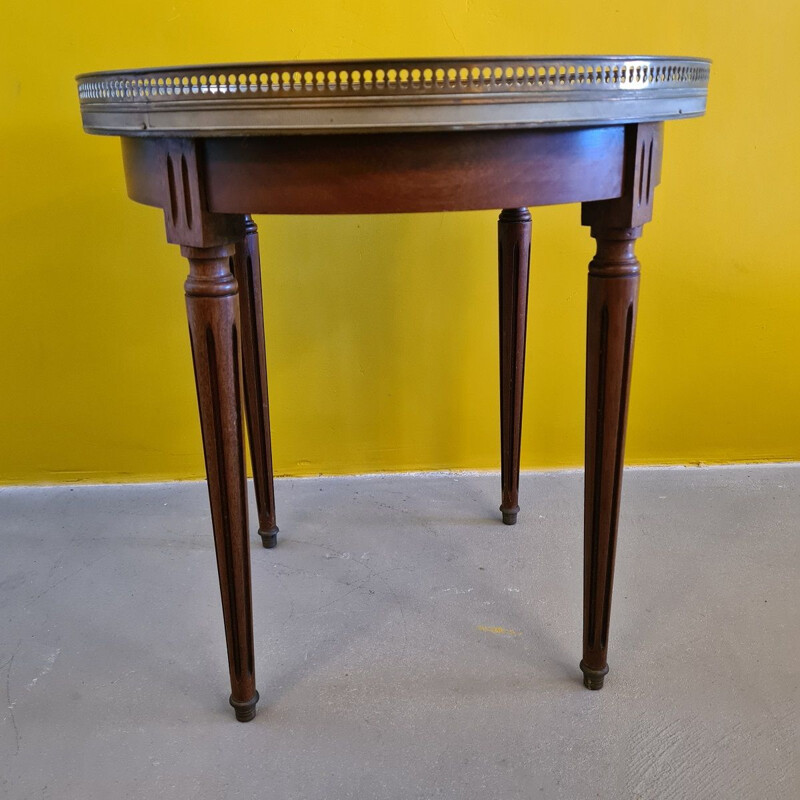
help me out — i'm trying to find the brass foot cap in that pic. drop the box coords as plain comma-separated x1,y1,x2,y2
500,505,520,525
259,527,279,549
230,690,260,722
579,661,609,690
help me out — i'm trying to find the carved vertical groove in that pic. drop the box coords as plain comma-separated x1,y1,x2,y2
166,154,178,225
587,304,608,650
205,324,242,681
181,154,193,229
601,302,634,650
497,207,532,525
638,142,646,206
231,322,255,678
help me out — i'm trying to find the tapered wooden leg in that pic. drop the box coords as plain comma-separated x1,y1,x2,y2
232,216,279,549
498,207,532,525
580,226,640,690
183,244,258,721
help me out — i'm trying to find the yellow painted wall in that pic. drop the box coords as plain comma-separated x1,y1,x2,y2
1,2,799,484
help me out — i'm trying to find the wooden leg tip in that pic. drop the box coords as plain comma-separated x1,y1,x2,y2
259,527,279,549
580,661,609,690
230,691,259,722
500,506,520,525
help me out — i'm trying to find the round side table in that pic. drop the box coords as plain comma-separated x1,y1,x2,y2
77,56,710,721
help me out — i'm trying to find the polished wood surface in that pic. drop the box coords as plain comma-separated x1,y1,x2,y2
158,138,243,248
161,140,258,720
231,217,279,548
579,123,661,689
123,127,626,215
183,244,258,722
106,113,686,720
579,225,640,690
498,208,532,525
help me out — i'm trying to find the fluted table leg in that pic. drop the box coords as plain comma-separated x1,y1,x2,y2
578,122,662,690
183,243,258,721
232,216,279,548
498,207,532,525
580,226,640,690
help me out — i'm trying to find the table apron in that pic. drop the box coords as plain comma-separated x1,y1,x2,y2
121,126,627,215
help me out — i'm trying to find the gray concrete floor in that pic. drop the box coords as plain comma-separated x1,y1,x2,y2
0,465,798,799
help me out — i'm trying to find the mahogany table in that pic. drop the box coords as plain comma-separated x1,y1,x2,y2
77,56,710,721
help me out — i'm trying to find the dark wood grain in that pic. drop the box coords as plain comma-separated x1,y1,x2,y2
156,139,243,248
498,208,532,525
578,226,640,690
582,123,663,229
122,127,626,215
578,123,661,690
112,115,682,716
183,243,258,720
231,217,279,548
159,142,258,720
